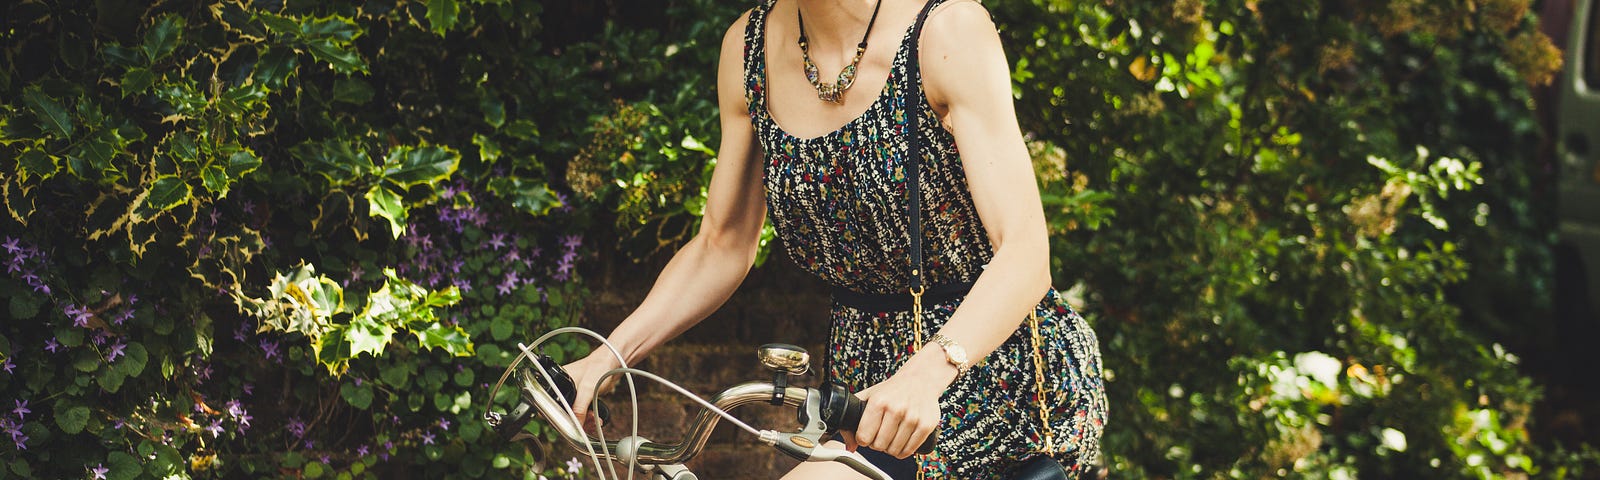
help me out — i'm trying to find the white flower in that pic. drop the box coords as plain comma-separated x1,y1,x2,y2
1293,351,1341,387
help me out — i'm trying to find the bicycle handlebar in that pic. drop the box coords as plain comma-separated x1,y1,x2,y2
486,342,936,479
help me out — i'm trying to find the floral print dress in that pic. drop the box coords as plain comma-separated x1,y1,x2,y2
742,0,1107,477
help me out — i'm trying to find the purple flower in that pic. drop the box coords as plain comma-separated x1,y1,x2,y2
562,234,582,250
357,444,370,456
385,440,394,451
205,418,223,438
0,237,19,253
496,281,514,296
489,232,508,250
208,208,222,225
225,400,244,418
89,464,108,480
238,412,253,431
242,383,254,395
555,256,575,281
437,418,451,431
566,456,584,473
31,283,49,295
12,400,29,419
64,304,93,328
197,364,213,381
113,309,134,325
127,294,139,305
43,338,59,354
260,339,281,362
1,358,13,374
10,432,25,450
286,417,306,438
112,419,125,429
422,432,435,445
304,439,314,449
92,330,109,345
107,342,127,362
319,454,330,464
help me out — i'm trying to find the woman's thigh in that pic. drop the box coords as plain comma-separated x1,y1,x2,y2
777,440,873,480
778,461,872,480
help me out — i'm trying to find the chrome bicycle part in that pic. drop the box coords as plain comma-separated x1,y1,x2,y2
485,328,902,479
757,343,811,375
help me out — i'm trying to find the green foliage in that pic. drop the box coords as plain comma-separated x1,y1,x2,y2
987,0,1580,477
0,0,698,477
3,0,1591,478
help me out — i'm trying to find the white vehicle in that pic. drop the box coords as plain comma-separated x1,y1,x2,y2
1557,0,1600,326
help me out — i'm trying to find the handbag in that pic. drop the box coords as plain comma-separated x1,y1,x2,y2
901,1,1070,479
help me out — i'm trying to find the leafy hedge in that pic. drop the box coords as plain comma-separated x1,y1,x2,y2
2,0,1596,479
0,0,729,477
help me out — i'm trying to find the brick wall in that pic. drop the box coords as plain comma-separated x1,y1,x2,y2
580,253,834,479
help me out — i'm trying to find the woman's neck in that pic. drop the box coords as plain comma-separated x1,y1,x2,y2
796,0,882,50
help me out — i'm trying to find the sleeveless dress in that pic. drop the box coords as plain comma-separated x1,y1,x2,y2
742,1,1107,477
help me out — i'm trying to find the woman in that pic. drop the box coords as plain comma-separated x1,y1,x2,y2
564,0,1107,477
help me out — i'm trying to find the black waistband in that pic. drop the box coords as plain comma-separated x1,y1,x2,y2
831,281,976,312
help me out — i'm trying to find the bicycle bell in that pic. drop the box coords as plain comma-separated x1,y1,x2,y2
757,343,811,376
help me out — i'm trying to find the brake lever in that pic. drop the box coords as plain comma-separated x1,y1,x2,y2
761,388,893,480
766,430,892,480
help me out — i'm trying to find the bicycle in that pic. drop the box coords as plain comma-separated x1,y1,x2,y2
482,327,936,480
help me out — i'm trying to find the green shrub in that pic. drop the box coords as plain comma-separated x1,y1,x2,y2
3,0,1593,478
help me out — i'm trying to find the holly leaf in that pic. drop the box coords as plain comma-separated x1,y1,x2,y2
487,177,560,216
380,145,459,188
416,322,474,357
143,175,191,212
426,0,460,35
120,67,156,97
142,15,184,62
346,313,395,359
306,39,367,74
22,86,73,138
365,185,406,239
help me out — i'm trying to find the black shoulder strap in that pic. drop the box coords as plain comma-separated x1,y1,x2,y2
905,0,938,294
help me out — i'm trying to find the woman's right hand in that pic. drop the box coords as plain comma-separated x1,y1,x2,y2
563,350,623,428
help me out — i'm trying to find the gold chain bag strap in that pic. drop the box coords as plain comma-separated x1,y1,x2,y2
902,1,1064,475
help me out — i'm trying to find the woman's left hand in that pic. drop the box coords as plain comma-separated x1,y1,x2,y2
842,353,956,458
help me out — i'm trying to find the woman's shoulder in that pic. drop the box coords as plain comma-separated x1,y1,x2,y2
718,8,758,61
915,0,1008,111
920,0,997,47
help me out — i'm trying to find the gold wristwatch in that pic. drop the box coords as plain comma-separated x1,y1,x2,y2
928,333,970,376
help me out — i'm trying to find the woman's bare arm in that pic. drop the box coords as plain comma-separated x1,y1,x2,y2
566,11,766,416
851,0,1055,458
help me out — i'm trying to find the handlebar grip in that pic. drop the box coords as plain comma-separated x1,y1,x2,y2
532,352,612,425
824,383,939,455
